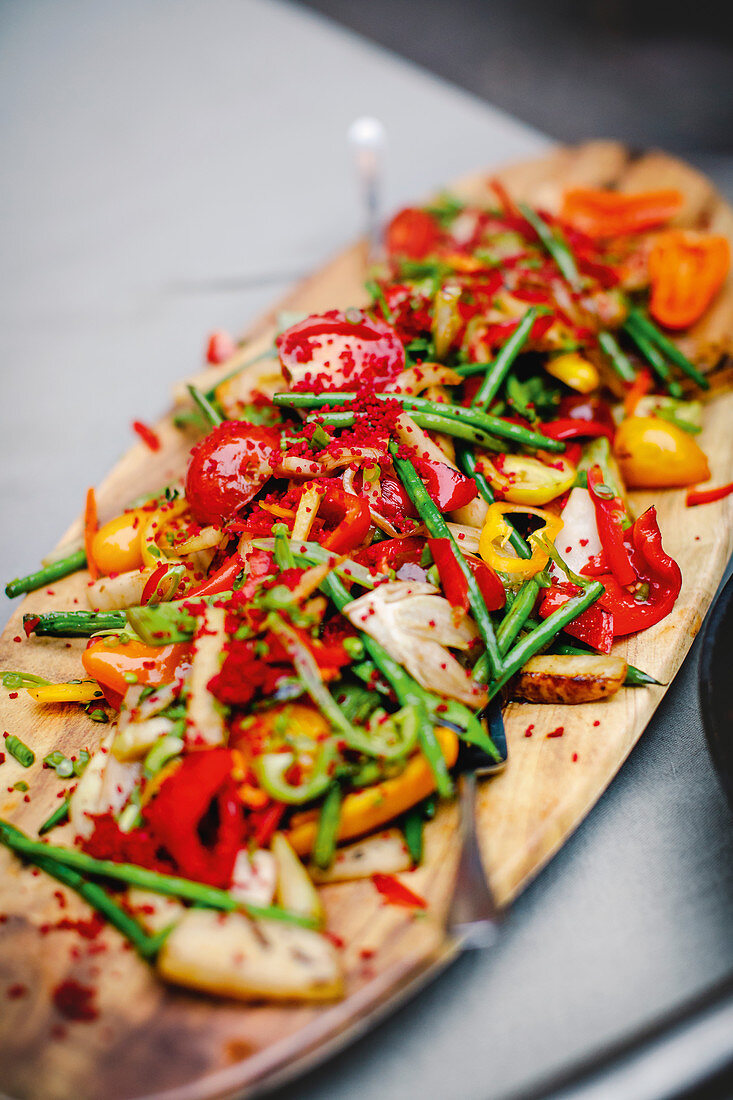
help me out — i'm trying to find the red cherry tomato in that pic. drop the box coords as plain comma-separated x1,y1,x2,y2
185,422,279,526
277,310,405,391
385,208,441,259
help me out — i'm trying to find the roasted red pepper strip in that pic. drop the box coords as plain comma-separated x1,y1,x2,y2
250,801,286,847
686,482,733,506
355,536,425,574
141,562,173,605
592,506,682,636
416,458,478,512
186,553,246,598
540,418,614,443
539,583,615,653
587,465,637,587
372,873,428,909
143,748,245,887
428,538,505,613
319,485,371,555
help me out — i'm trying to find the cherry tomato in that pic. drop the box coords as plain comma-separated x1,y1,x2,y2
277,310,404,391
385,208,441,259
90,508,148,575
185,422,279,526
613,416,710,489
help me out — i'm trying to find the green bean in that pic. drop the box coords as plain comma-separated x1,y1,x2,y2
312,783,343,871
623,316,683,397
5,548,88,599
487,581,605,699
389,443,503,680
626,308,709,390
0,819,318,929
598,331,637,384
38,797,71,836
496,579,540,655
275,390,565,453
518,203,581,287
0,820,160,957
402,805,425,864
23,610,126,638
187,383,224,427
471,307,538,410
5,736,35,768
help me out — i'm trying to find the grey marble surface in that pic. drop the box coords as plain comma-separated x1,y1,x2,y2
0,3,731,1099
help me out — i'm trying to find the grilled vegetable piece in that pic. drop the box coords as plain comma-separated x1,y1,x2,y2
512,653,628,704
185,607,227,747
157,909,343,1002
272,832,324,925
309,828,412,883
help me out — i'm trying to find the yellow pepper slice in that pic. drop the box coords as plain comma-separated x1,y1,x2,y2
479,503,563,577
480,455,576,506
27,680,105,704
287,726,458,856
545,352,600,394
140,499,190,568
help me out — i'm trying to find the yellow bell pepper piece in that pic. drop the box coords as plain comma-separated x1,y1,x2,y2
545,352,600,394
27,680,105,704
479,502,563,577
480,454,576,506
287,726,459,856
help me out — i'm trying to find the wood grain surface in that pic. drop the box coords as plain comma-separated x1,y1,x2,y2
0,143,731,1100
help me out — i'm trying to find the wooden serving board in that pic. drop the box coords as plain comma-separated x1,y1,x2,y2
1,143,732,1100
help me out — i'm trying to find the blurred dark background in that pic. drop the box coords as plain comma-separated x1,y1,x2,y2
296,0,733,190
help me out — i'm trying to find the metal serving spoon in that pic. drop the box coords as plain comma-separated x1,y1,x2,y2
445,699,507,948
348,116,387,263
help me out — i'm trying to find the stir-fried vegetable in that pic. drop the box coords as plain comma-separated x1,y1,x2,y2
4,167,719,1006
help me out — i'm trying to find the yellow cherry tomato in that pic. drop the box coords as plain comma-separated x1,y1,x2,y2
480,454,576,506
544,352,600,394
90,508,149,575
613,416,710,488
479,503,563,577
287,726,459,856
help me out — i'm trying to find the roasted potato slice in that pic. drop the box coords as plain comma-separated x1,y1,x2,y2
309,829,412,884
512,654,628,704
157,909,342,1002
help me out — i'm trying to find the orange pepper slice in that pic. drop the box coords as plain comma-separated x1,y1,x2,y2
84,487,100,581
560,187,683,239
649,230,730,330
82,638,191,699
